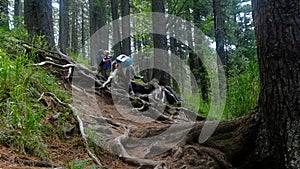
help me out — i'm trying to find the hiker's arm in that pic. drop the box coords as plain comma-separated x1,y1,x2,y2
130,66,144,80
110,69,118,78
102,69,118,87
102,58,112,62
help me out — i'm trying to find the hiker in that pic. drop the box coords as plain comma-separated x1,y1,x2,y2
101,54,143,95
98,50,112,79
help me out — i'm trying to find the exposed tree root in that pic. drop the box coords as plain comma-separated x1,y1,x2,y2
70,105,103,167
43,91,103,167
26,43,260,169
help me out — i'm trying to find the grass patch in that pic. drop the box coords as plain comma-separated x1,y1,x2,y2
184,61,259,119
224,61,260,118
69,158,101,169
0,28,71,159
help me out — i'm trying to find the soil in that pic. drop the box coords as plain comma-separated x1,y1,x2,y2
0,45,252,169
0,87,130,169
0,85,150,169
0,137,88,169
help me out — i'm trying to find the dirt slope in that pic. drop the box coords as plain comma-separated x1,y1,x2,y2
0,44,258,169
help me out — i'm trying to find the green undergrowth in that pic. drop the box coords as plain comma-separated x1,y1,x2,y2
70,53,91,69
69,158,101,169
0,28,71,159
185,61,260,119
224,61,260,118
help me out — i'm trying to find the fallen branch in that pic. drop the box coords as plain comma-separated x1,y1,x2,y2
34,61,75,68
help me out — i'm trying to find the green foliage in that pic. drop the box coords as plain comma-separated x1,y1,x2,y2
131,1,151,13
70,53,91,69
224,60,260,118
185,94,210,115
69,158,101,169
0,28,70,159
224,0,256,65
187,60,259,119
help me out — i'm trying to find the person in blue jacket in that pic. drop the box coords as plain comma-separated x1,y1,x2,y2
99,50,112,79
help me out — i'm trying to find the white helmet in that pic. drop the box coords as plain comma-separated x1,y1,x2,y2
116,54,128,62
116,54,133,67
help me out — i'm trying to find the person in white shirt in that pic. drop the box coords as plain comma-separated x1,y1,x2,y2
101,54,143,95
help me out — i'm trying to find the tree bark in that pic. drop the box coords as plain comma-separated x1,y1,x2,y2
89,0,109,66
252,0,300,168
152,0,170,86
213,0,227,66
121,0,131,55
59,0,70,54
190,1,210,102
111,0,122,57
70,0,79,54
81,2,87,57
24,0,55,46
14,0,23,28
89,0,107,40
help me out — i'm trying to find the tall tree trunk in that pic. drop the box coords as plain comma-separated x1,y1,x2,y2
111,0,122,57
190,1,210,102
59,0,69,54
14,0,23,28
252,0,300,168
152,0,170,86
170,26,180,93
70,0,78,54
89,0,107,40
81,2,87,57
121,0,130,55
24,0,55,47
89,0,108,65
213,0,227,103
213,0,227,66
186,19,198,94
133,18,142,75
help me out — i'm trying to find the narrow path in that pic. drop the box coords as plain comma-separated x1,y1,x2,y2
26,44,257,169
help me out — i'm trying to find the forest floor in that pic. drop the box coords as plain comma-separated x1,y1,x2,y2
0,137,89,169
0,84,136,169
0,66,221,169
0,45,251,169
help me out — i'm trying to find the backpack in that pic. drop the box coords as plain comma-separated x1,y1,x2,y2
99,59,104,67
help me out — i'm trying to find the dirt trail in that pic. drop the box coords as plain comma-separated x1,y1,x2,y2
63,55,217,168
3,44,257,169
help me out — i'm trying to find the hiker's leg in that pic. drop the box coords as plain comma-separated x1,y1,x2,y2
97,66,101,74
128,81,134,95
105,70,110,79
100,70,106,77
